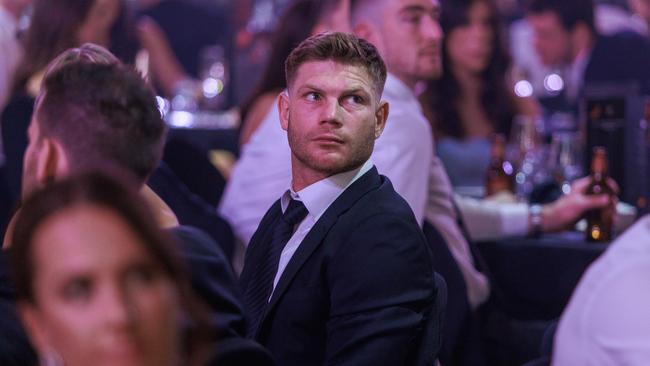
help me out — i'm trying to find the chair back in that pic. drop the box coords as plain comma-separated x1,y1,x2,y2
413,271,447,366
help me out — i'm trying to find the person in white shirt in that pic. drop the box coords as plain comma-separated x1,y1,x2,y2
552,214,650,365
0,0,30,110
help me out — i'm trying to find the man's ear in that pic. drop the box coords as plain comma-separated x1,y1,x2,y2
374,101,389,139
36,138,69,185
570,22,592,57
353,21,381,52
278,91,291,132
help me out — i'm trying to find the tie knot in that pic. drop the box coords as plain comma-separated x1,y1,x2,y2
283,199,308,226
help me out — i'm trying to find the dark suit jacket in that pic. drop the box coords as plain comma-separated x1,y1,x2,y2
584,31,650,95
164,226,276,365
151,164,235,259
169,226,245,338
240,167,437,366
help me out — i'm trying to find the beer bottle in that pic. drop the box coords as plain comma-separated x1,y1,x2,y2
585,147,615,242
485,134,515,196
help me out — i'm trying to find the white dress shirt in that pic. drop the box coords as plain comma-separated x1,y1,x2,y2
552,215,650,366
378,75,490,308
219,93,292,245
272,160,373,292
455,195,530,241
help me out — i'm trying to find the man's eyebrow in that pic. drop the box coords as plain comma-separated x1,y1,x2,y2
298,84,325,93
399,4,440,17
399,5,427,15
343,88,371,95
297,85,371,95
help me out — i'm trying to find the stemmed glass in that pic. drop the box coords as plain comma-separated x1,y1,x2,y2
547,131,584,194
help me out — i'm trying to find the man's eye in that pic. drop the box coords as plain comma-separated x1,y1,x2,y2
402,14,421,25
345,95,364,105
62,279,92,302
305,92,320,101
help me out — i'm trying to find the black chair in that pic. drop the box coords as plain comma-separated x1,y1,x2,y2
414,272,447,366
423,221,485,366
149,163,235,259
163,137,228,207
520,321,557,366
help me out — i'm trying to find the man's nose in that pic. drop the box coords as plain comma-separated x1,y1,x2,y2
422,15,443,42
320,98,343,125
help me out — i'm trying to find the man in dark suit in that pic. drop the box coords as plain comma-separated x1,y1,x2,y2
240,32,439,365
527,0,650,110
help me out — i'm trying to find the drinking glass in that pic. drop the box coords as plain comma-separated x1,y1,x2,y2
509,115,545,199
547,131,584,194
199,45,229,111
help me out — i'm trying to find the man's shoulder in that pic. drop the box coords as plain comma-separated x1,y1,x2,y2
591,31,650,67
335,173,420,230
559,216,650,327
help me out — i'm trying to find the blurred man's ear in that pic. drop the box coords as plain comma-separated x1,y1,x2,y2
353,21,384,58
570,22,593,54
36,138,69,186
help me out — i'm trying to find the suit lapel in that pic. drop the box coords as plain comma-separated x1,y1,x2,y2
263,167,383,319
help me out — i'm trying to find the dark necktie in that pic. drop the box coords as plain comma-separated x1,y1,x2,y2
245,198,308,337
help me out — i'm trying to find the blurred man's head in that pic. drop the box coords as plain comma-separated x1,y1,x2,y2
526,0,596,66
22,45,166,198
351,0,443,89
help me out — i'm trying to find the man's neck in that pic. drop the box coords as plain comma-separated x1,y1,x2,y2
569,28,595,66
291,166,331,192
392,72,418,92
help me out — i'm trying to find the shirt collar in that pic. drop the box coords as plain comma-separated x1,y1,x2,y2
281,159,374,221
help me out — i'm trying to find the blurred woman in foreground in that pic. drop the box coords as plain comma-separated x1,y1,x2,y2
10,171,210,366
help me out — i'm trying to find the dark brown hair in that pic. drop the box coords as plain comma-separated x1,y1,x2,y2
45,43,120,75
285,32,387,98
240,0,338,123
10,170,210,365
36,59,166,182
527,0,595,33
12,0,136,93
424,0,515,139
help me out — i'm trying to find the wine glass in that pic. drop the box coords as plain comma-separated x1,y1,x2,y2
547,131,584,194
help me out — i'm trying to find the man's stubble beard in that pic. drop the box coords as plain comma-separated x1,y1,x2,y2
287,117,375,178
